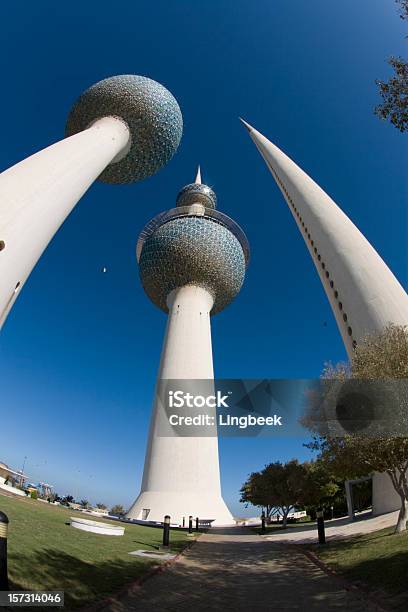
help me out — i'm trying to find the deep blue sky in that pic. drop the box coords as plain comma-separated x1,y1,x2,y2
0,0,406,516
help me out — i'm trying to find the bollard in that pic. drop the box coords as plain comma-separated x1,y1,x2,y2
0,511,9,590
195,517,199,532
162,515,170,549
316,510,326,545
188,515,193,534
261,512,266,534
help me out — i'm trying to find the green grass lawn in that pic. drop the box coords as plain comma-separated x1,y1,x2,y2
309,527,408,610
0,493,190,609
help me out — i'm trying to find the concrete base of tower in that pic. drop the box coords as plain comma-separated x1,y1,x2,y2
126,490,235,526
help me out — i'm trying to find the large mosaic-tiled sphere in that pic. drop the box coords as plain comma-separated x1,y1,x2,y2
138,216,246,314
65,75,183,184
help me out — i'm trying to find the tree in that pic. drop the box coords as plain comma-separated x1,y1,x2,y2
241,460,340,525
396,0,408,21
304,324,408,533
375,1,408,132
241,460,308,528
300,460,342,517
240,470,274,517
80,499,90,509
110,504,125,516
62,495,75,505
96,503,107,510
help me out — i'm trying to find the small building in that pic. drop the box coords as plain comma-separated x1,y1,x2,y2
0,461,28,496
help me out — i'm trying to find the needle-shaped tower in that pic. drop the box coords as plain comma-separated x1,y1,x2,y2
241,119,408,516
127,168,249,525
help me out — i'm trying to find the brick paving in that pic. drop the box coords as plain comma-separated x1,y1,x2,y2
94,526,381,611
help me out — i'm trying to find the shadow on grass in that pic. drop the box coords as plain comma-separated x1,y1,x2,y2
324,549,408,611
312,529,408,607
9,548,154,610
341,550,408,591
310,528,400,554
132,540,161,548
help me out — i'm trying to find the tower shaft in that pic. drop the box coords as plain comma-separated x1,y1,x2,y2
243,121,408,517
126,285,233,524
0,117,129,328
244,122,408,357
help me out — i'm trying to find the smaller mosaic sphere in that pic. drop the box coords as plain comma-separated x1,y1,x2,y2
176,183,217,210
65,75,183,184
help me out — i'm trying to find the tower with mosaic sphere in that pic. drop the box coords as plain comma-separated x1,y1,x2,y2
0,75,182,328
126,168,249,525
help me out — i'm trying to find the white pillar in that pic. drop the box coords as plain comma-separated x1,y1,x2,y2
0,116,130,327
243,121,408,516
126,284,234,525
242,121,408,357
345,480,354,519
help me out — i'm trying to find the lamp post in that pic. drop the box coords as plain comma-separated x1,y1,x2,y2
19,456,27,487
162,515,170,549
0,512,9,590
316,509,326,545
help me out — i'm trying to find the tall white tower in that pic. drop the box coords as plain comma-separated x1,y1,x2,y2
126,169,249,525
242,119,408,514
0,75,182,329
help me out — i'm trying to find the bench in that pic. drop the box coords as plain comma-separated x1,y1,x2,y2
197,519,215,528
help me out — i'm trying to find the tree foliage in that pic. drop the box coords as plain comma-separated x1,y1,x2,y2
300,460,341,513
110,504,125,516
305,324,408,533
240,459,339,527
396,0,408,20
375,1,408,132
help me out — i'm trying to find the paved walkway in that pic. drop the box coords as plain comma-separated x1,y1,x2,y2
94,527,381,611
262,511,399,544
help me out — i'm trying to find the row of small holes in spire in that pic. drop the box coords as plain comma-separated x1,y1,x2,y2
271,168,357,350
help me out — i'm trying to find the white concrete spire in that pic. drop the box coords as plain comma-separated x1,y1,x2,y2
242,120,408,518
0,117,130,329
242,120,408,358
126,285,234,525
239,117,253,132
195,165,202,184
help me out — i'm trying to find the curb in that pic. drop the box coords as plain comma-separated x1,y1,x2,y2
298,546,391,612
81,535,200,611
